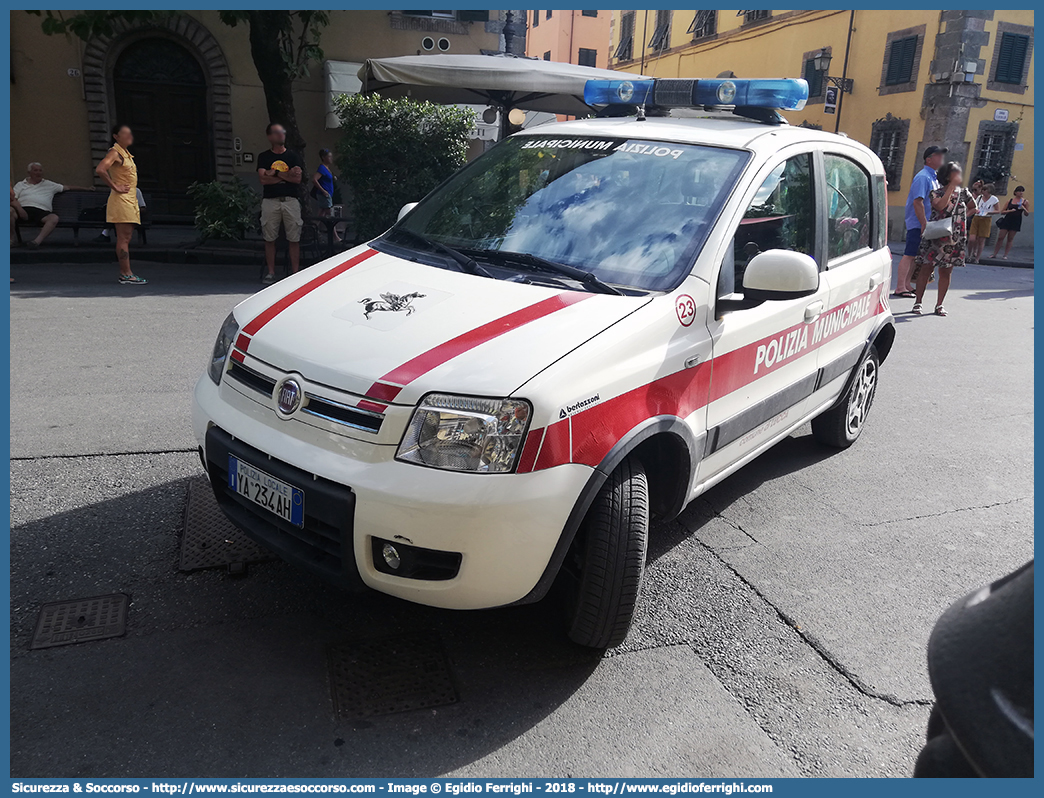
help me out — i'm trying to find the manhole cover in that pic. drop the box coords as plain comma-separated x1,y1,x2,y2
180,476,275,571
328,633,458,718
31,593,129,650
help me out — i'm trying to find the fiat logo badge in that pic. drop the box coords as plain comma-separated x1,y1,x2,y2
276,378,302,417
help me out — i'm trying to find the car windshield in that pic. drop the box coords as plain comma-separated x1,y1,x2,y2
385,135,750,292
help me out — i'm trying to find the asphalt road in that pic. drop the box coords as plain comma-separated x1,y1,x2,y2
9,257,1034,778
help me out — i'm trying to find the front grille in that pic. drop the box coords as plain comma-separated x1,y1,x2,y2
225,359,384,435
227,360,276,395
303,395,383,433
205,426,363,589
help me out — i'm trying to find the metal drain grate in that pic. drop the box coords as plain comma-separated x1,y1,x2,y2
180,476,275,571
31,593,129,650
328,632,459,718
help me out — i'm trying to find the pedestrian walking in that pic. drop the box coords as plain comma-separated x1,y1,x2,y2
311,148,341,243
912,161,975,317
95,124,147,284
258,123,304,284
968,182,999,263
991,185,1031,260
895,146,946,298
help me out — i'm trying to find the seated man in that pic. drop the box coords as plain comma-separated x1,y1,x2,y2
10,186,27,246
12,162,93,248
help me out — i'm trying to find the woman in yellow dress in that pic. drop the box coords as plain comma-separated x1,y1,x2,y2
95,124,147,284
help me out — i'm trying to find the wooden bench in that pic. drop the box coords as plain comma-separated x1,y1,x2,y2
14,189,151,245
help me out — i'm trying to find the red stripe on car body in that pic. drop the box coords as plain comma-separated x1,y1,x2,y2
229,350,245,364
365,292,593,403
528,285,887,472
241,248,378,338
516,427,545,474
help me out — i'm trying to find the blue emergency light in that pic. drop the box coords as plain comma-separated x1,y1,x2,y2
583,78,809,112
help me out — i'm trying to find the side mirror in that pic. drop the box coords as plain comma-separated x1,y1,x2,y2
397,202,419,221
718,249,819,315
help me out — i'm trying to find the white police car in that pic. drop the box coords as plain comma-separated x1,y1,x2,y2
193,77,895,648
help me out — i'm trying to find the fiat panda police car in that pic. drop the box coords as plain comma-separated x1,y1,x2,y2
193,77,895,648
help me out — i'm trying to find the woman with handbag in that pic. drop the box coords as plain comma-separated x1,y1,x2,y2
912,161,975,317
990,185,1031,260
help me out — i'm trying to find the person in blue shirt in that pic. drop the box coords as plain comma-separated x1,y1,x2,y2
896,146,946,297
311,148,341,242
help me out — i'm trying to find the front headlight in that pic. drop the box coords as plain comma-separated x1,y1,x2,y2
208,312,240,385
397,394,532,473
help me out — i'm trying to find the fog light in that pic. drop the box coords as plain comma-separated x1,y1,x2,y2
382,543,401,570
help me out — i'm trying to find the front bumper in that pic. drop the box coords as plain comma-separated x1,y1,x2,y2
193,374,593,609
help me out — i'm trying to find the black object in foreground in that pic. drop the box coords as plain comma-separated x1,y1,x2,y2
914,560,1033,777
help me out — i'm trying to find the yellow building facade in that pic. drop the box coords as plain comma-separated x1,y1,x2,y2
610,10,1034,243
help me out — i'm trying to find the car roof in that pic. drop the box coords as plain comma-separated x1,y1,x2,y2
512,114,883,172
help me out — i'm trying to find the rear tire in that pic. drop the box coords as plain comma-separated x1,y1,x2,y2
563,456,648,649
812,345,880,449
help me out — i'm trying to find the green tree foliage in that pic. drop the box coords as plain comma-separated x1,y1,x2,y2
187,177,260,241
334,94,475,242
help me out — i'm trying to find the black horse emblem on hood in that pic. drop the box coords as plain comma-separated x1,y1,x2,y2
358,292,426,320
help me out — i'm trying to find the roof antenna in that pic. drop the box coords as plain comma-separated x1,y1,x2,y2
636,104,647,122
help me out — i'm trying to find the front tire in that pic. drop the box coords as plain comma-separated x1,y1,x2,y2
812,345,880,448
563,456,649,649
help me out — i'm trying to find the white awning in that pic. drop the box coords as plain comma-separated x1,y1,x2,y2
357,53,650,117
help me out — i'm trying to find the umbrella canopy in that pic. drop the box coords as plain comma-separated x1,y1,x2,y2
357,53,651,117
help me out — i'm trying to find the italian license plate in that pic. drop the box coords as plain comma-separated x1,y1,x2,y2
228,456,304,527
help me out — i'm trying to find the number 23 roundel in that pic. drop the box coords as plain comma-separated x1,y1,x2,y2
675,294,696,327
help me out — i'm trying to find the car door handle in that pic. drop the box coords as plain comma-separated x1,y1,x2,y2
869,274,883,290
804,301,824,322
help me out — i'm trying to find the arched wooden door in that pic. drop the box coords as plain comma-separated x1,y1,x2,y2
113,38,214,218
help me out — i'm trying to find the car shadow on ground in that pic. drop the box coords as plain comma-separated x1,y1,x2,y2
10,473,601,777
647,430,839,564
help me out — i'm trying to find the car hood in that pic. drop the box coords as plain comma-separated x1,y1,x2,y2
233,245,651,406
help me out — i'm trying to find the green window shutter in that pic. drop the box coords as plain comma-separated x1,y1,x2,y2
804,58,822,97
458,11,489,23
886,36,917,85
997,33,1029,84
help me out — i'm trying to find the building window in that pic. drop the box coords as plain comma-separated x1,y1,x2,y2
987,21,1033,94
615,11,635,61
532,10,538,27
995,32,1030,84
543,51,551,62
800,47,829,103
878,26,925,96
578,47,598,68
803,58,823,98
546,11,552,21
869,113,910,191
687,10,717,41
973,120,1019,194
648,9,671,50
582,10,598,18
741,10,771,25
885,36,917,85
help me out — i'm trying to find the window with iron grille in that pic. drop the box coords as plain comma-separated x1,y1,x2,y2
885,36,918,85
869,114,909,191
995,32,1030,84
543,51,551,62
803,58,823,98
974,121,1018,193
615,11,635,61
742,10,770,24
688,10,717,40
582,10,598,18
648,9,671,50
577,47,598,67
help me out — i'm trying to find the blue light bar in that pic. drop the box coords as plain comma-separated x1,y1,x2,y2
584,78,808,112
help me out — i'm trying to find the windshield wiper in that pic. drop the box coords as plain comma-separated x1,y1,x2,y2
466,249,623,296
392,229,493,278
